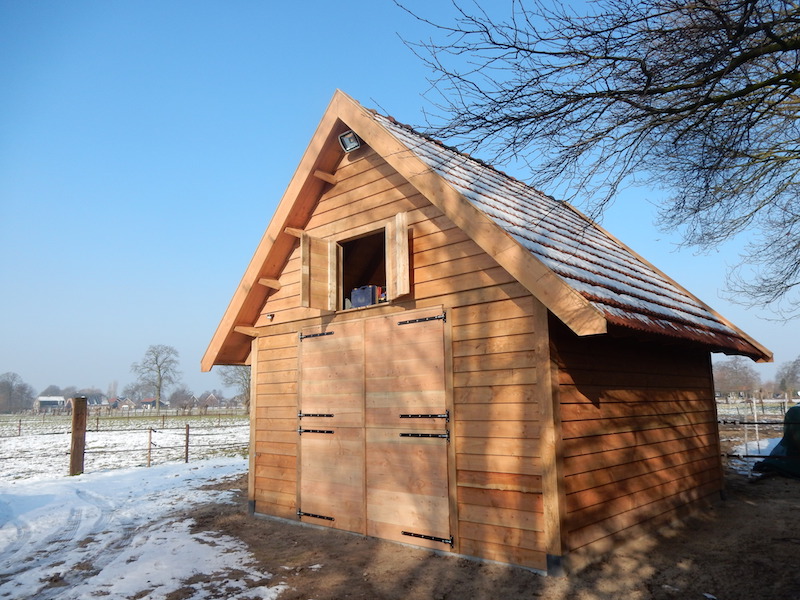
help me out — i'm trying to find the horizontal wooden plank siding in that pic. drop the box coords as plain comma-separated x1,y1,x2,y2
549,318,722,557
224,105,743,576
452,293,547,571
245,145,548,569
252,332,299,518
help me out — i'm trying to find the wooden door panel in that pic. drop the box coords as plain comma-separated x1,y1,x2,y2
364,308,452,549
298,320,365,532
297,307,451,547
299,428,365,532
366,428,451,548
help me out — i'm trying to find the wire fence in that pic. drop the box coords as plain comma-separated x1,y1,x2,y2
0,412,249,480
717,400,799,475
0,409,248,437
3,402,797,480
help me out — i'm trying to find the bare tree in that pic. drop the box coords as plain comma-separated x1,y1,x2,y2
131,345,181,414
401,0,800,313
775,357,800,398
121,380,149,404
0,372,35,413
713,356,761,398
40,384,63,397
61,386,79,401
168,386,195,414
218,365,251,410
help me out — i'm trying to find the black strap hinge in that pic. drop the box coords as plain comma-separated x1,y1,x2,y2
298,412,334,419
298,428,334,435
397,312,446,326
299,331,334,341
399,431,450,441
400,410,449,422
297,510,334,521
401,530,453,547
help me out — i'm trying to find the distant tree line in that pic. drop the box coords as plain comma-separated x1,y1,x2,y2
0,372,35,413
714,355,800,400
0,344,250,414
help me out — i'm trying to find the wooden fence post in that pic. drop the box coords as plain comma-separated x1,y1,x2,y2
69,396,88,476
185,424,190,463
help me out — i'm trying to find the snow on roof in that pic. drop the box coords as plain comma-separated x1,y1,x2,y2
376,113,765,359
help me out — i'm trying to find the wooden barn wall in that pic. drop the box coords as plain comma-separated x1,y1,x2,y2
248,146,548,570
451,297,546,569
549,318,722,559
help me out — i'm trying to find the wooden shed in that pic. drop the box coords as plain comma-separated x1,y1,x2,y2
203,90,771,575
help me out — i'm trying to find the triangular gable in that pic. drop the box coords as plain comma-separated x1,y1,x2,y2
203,90,771,371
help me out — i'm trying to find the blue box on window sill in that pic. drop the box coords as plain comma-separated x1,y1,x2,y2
351,285,380,307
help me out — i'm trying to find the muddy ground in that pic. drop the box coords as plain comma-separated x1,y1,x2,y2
188,460,800,600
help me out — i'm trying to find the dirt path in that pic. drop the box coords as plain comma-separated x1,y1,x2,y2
191,470,800,600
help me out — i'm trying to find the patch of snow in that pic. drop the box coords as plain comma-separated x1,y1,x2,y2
728,436,782,475
0,457,285,600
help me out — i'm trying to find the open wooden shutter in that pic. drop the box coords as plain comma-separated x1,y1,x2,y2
300,233,338,311
385,211,410,301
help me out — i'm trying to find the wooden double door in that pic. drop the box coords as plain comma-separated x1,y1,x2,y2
297,307,453,549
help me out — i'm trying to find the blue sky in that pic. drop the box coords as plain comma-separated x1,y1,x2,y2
1,1,794,397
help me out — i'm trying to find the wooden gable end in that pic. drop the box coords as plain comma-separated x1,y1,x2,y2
244,146,422,328
244,139,554,570
203,90,606,372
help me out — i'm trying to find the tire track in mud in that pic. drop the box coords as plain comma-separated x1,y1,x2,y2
0,505,83,599
23,489,145,600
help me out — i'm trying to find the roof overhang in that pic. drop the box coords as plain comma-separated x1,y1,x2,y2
203,90,771,370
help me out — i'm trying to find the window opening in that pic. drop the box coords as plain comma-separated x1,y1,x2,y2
341,230,387,309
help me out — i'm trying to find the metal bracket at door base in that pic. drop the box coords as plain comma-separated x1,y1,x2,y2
402,530,453,547
297,510,334,522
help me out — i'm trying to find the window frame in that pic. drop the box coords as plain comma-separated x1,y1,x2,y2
300,211,410,311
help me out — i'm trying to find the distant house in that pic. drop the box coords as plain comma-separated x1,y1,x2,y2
203,91,772,574
109,397,136,410
65,394,108,412
34,396,65,413
140,398,168,410
85,393,108,407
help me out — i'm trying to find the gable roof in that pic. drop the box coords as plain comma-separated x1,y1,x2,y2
202,90,771,371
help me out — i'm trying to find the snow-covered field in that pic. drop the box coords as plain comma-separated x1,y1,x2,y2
0,407,790,599
0,414,248,480
0,458,289,599
0,416,294,600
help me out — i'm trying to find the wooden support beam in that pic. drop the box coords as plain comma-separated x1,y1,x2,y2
258,278,282,290
284,227,303,238
313,169,338,185
234,326,260,337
